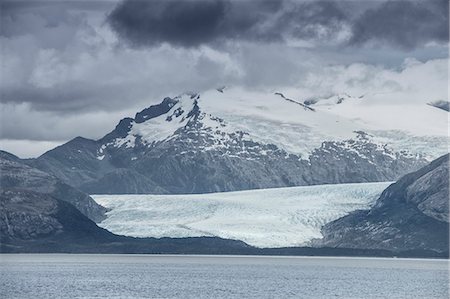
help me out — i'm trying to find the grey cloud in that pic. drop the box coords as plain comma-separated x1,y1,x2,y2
108,0,449,49
1,0,115,16
107,0,348,48
0,102,134,142
1,5,77,50
350,0,449,49
1,83,127,113
0,1,117,51
278,1,347,40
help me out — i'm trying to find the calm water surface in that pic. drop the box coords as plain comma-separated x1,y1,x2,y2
1,254,448,298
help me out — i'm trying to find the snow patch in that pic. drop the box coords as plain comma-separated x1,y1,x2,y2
113,134,136,148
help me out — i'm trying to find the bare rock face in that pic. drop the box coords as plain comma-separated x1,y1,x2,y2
405,161,449,222
0,189,63,240
0,151,106,222
317,154,449,253
0,187,121,251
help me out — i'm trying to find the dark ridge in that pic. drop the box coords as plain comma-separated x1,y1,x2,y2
274,92,315,112
427,100,450,112
100,117,134,141
135,97,178,123
216,86,226,93
37,136,98,159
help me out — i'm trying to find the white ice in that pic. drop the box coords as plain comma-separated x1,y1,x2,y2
92,182,391,248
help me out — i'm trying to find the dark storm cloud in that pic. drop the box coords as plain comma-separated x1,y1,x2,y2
350,0,449,49
108,0,229,47
107,0,348,48
108,0,449,49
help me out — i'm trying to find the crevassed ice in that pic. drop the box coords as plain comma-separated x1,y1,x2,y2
92,182,391,248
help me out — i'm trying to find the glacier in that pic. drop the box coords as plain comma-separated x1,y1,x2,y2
92,182,392,248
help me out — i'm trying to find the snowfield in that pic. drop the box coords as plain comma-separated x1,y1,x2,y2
93,182,391,248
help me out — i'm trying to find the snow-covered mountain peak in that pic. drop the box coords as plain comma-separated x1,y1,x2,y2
38,87,445,194
103,92,237,149
99,87,448,161
127,94,201,146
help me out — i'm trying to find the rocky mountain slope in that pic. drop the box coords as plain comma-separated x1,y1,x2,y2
30,88,446,194
0,151,106,222
316,154,449,253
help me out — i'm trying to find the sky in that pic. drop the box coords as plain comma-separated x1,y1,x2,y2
0,0,448,158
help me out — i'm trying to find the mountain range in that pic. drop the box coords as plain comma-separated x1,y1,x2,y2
1,88,448,257
29,88,447,194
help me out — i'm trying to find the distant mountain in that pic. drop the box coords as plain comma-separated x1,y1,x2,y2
30,88,447,194
0,151,106,222
316,154,449,253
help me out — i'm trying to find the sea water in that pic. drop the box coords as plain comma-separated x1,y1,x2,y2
1,254,448,298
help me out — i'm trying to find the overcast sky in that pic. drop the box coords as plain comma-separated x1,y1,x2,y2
0,0,448,158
